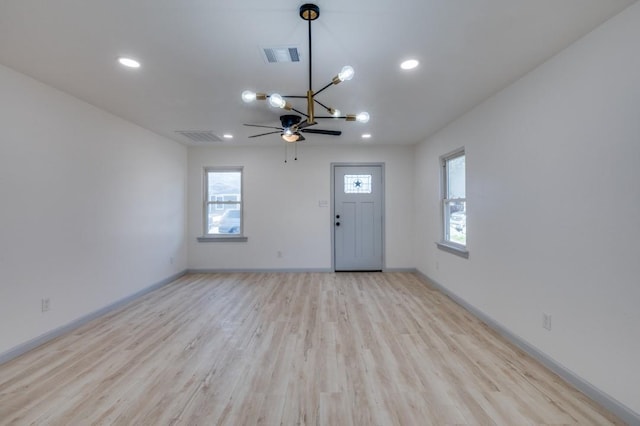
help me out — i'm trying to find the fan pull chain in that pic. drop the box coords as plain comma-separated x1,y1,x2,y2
284,143,287,163
294,143,298,161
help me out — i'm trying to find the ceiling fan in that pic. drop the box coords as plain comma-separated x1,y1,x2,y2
244,114,342,143
242,3,369,143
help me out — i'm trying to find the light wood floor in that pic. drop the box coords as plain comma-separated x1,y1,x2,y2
0,272,623,425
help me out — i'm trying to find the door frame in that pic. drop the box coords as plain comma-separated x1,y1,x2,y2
330,162,386,272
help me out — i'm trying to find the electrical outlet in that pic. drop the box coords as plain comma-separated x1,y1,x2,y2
41,298,50,313
277,251,283,258
435,261,439,270
170,256,174,265
543,313,552,331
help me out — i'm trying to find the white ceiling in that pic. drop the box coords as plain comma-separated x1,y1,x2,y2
0,0,636,146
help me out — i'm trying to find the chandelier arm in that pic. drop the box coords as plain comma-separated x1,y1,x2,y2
314,116,347,119
313,81,334,97
291,107,309,117
313,98,334,111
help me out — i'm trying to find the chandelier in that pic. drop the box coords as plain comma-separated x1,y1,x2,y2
241,3,369,143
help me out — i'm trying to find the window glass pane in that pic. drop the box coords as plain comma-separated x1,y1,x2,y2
207,203,241,234
207,171,241,202
344,174,372,194
446,201,466,246
441,150,466,249
446,155,465,199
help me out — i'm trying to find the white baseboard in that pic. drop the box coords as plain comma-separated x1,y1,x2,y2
0,270,187,366
187,268,333,273
414,271,640,425
188,268,417,274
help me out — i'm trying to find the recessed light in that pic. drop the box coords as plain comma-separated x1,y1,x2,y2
118,57,141,68
223,134,233,139
400,59,419,70
362,133,372,139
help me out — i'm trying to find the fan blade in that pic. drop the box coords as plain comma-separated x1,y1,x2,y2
301,128,342,136
298,120,317,129
249,130,282,138
244,123,283,130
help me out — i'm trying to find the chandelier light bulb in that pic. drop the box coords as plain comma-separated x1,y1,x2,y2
269,93,286,108
338,65,355,82
241,90,257,103
332,109,341,117
355,112,370,123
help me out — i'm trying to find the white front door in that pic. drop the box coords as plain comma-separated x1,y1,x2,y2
333,165,383,271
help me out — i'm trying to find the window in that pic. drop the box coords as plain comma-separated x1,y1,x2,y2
439,149,467,256
344,174,372,194
201,167,245,240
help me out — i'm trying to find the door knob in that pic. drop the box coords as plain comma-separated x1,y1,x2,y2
336,214,340,219
336,222,340,226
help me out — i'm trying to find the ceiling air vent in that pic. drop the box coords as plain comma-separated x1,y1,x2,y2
261,46,300,64
175,130,222,142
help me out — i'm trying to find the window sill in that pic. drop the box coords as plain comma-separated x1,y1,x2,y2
197,236,248,243
436,241,469,259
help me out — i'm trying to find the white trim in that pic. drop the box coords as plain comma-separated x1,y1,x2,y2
188,268,333,273
197,236,248,243
440,148,467,250
203,167,244,238
436,241,469,258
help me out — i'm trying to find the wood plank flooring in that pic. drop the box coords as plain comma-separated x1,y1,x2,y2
0,272,623,425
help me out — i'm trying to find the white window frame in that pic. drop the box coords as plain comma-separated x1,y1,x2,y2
437,149,468,258
215,196,224,210
197,166,247,242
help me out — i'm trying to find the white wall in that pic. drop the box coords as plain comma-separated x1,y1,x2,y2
414,3,640,414
0,64,188,356
188,145,415,271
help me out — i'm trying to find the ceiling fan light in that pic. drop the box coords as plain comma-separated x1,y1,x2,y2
282,132,301,143
356,112,370,123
